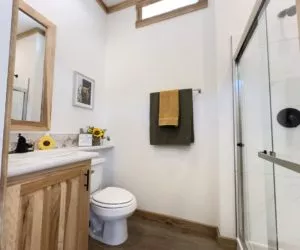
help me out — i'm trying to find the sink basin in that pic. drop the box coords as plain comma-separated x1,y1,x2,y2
8,148,99,178
9,150,77,165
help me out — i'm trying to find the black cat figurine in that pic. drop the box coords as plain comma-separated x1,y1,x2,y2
15,134,34,153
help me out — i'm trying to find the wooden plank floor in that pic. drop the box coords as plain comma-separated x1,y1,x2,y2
89,216,223,250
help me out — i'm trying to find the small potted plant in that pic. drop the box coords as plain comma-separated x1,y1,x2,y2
87,126,106,146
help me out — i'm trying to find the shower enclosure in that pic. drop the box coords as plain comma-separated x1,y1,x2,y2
234,0,300,249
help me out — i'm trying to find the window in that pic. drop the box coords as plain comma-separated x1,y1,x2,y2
136,0,208,28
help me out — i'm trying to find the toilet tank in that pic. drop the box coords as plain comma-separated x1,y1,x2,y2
90,158,105,193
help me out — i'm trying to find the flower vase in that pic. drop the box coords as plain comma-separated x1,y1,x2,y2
92,137,101,146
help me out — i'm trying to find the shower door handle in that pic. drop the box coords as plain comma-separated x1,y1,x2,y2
258,152,300,174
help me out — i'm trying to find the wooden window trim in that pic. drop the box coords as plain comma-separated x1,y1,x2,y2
96,0,141,14
108,0,141,14
136,0,208,28
96,0,108,14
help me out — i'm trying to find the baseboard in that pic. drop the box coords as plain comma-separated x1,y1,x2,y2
246,241,280,250
217,228,237,250
133,209,237,249
133,209,217,239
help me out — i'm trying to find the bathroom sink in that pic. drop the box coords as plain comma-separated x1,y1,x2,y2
9,150,79,165
8,149,99,177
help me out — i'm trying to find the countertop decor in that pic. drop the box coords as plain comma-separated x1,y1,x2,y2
85,126,109,146
9,132,114,151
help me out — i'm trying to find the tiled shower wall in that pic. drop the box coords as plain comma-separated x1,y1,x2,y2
268,0,300,249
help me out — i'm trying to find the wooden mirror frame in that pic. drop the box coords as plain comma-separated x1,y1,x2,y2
10,0,56,131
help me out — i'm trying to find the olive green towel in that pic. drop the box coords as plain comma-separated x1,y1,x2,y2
150,89,194,145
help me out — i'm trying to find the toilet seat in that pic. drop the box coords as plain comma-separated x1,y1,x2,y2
91,187,134,209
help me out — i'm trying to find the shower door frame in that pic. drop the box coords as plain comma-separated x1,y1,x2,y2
232,0,276,249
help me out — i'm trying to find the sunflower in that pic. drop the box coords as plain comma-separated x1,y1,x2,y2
93,128,103,138
38,135,56,150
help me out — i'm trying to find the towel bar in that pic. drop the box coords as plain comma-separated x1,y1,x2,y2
193,89,202,94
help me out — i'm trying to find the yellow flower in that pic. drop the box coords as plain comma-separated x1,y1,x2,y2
38,135,56,150
93,128,102,138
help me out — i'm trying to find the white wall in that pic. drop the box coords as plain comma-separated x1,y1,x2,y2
104,5,219,225
22,0,107,133
0,0,13,176
214,0,256,238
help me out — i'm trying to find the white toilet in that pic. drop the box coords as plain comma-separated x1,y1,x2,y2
89,158,137,246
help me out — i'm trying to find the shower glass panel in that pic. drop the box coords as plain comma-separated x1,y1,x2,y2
266,0,300,249
236,9,279,250
235,0,300,249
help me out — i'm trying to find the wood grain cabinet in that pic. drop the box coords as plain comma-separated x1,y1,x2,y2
4,161,91,250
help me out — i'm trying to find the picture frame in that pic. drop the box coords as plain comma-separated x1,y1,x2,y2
73,71,95,110
78,133,93,147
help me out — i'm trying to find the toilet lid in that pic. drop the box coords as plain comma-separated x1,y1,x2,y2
92,187,134,206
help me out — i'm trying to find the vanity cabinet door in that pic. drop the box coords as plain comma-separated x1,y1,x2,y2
4,164,90,250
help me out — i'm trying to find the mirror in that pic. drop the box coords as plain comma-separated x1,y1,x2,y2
13,11,46,122
11,1,56,131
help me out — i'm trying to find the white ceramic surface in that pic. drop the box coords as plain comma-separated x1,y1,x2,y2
89,159,137,246
8,148,99,177
91,197,137,246
90,157,105,193
92,187,134,206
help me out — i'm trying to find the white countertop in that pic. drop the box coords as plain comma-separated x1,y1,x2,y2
8,149,99,177
74,144,114,151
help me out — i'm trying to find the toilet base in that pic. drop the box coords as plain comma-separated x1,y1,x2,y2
89,218,128,246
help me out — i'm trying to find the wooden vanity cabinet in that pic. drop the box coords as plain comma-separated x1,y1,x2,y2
4,160,91,250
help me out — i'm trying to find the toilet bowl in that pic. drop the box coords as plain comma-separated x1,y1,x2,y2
88,157,137,246
90,187,137,246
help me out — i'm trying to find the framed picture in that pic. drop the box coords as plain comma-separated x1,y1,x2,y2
73,71,95,110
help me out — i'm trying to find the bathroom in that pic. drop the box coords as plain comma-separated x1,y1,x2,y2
0,0,300,249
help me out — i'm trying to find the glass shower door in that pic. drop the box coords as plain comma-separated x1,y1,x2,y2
262,1,300,249
236,10,279,250
235,0,300,249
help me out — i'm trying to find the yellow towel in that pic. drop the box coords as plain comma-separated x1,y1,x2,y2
159,89,179,127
